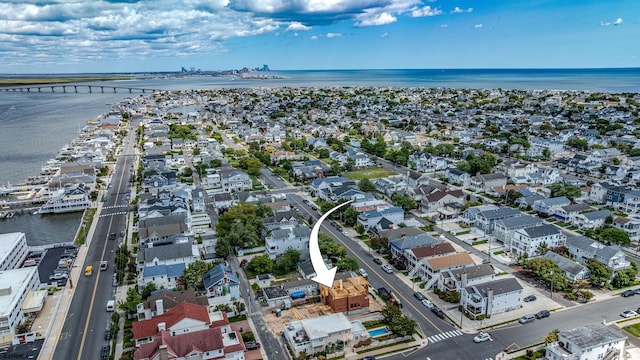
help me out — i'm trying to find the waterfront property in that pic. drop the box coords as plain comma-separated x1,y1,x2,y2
0,232,28,271
38,184,92,214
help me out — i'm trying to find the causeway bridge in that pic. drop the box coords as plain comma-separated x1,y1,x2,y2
0,84,161,93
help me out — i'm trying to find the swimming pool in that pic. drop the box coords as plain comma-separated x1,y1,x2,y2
368,327,389,337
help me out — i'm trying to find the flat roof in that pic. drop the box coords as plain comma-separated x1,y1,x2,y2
0,267,38,316
301,313,352,340
0,232,25,264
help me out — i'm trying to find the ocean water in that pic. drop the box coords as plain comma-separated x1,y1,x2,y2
1,68,639,245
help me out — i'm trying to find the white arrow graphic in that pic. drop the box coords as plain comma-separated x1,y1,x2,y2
310,199,354,287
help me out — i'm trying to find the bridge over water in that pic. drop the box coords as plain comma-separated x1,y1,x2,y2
0,84,160,93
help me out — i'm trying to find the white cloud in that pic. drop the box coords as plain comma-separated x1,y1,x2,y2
452,6,473,14
355,11,397,27
601,17,623,26
474,23,483,28
286,22,311,31
310,35,318,40
381,32,388,37
326,32,342,38
410,6,442,17
440,24,448,28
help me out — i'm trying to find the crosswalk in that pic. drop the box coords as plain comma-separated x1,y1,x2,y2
99,211,128,218
102,205,129,209
426,329,463,343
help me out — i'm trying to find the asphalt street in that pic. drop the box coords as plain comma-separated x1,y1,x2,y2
54,123,137,360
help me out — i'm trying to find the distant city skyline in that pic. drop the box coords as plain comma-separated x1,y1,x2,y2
1,0,638,74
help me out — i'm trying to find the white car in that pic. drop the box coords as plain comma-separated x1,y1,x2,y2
381,264,394,274
421,299,434,309
473,332,492,343
621,310,638,318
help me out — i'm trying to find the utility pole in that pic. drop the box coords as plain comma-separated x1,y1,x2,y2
550,271,554,299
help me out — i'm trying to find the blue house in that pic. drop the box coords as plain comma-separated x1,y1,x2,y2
203,264,240,305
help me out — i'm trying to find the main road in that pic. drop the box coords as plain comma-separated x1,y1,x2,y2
53,123,137,360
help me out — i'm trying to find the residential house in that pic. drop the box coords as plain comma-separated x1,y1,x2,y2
615,190,640,214
553,203,593,223
404,242,457,279
191,186,206,213
134,326,245,360
321,276,370,315
474,207,523,235
136,289,208,321
265,226,311,259
203,264,241,305
436,264,495,293
421,253,475,287
469,173,508,192
388,232,442,269
545,323,626,360
510,224,566,258
493,215,544,246
373,177,407,196
444,168,471,187
137,215,189,246
532,196,571,217
589,182,616,204
217,168,252,193
357,206,405,231
132,302,212,348
613,216,640,242
212,193,235,211
566,236,631,272
283,313,367,356
137,240,196,289
408,152,451,173
460,278,523,319
419,189,465,215
573,209,613,230
540,252,590,283
517,194,545,209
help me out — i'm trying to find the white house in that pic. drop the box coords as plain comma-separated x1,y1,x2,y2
573,210,613,230
510,224,566,258
545,323,626,360
436,264,495,293
0,232,29,271
460,278,523,319
0,267,40,336
265,225,311,259
283,313,367,356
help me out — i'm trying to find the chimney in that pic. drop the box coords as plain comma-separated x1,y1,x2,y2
486,289,494,317
158,322,166,332
159,344,169,360
461,272,468,288
156,299,164,315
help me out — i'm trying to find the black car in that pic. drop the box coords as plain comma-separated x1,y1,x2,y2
413,292,425,301
431,307,446,319
109,232,116,240
105,328,112,340
373,258,383,265
524,295,537,302
245,341,261,350
100,344,110,359
622,290,636,297
536,310,550,319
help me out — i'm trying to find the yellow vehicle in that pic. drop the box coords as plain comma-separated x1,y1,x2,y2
84,265,93,276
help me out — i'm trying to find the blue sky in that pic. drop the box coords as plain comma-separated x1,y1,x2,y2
1,0,638,73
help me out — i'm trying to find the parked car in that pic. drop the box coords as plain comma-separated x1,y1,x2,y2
431,307,446,319
519,314,535,324
108,232,116,240
245,341,261,350
536,310,550,319
635,288,640,295
362,357,376,360
523,295,537,302
100,344,110,359
620,310,638,318
100,261,108,271
622,290,636,297
413,292,425,301
105,329,112,340
421,299,434,309
358,268,368,278
373,258,383,265
473,332,492,343
381,264,394,274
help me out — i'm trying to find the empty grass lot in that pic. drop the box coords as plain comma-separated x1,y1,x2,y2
344,167,394,181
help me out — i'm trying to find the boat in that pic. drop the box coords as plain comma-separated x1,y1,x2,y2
4,212,14,219
38,184,92,214
87,119,100,124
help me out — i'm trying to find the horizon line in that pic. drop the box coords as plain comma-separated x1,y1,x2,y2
2,66,640,76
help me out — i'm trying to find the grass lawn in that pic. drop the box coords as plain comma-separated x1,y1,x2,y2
344,167,394,181
623,323,640,337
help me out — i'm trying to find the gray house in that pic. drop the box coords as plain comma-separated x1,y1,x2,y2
541,251,590,282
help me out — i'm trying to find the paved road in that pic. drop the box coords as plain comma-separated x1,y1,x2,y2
54,123,137,360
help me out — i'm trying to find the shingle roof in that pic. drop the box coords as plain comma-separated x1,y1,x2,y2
477,207,521,220
141,242,193,263
409,243,456,259
390,233,441,250
464,277,523,297
495,215,543,229
450,264,495,281
132,302,211,340
541,251,587,276
142,263,186,278
520,224,561,238
203,264,239,289
581,209,613,220
424,253,474,271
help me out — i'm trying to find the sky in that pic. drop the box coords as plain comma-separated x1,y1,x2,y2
0,0,638,73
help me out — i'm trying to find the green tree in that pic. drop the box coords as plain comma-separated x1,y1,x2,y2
549,182,581,201
358,178,377,193
275,248,301,275
599,227,631,246
238,156,263,176
119,287,142,315
140,282,157,299
319,234,347,260
336,257,360,272
217,202,266,248
391,193,417,211
215,237,232,258
247,255,274,275
566,138,589,151
343,207,359,227
381,305,416,336
544,329,560,344
586,258,612,288
182,260,216,291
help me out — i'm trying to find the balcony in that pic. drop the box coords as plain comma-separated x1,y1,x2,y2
545,342,578,360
